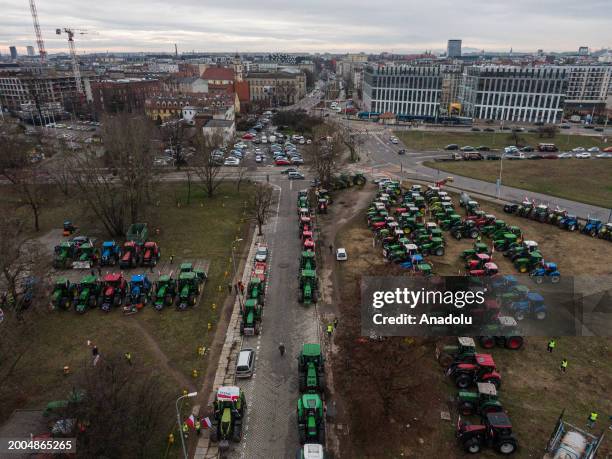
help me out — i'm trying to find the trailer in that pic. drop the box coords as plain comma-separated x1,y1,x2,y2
544,410,604,459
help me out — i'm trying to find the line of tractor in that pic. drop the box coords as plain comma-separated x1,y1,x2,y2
239,243,267,336
503,200,612,241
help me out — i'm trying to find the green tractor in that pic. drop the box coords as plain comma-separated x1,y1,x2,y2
300,251,316,271
351,173,367,185
478,316,524,350
435,337,477,368
516,200,534,217
531,204,549,222
416,263,433,277
298,343,326,393
456,382,504,417
74,275,101,314
482,219,506,238
493,233,519,252
461,242,491,260
297,393,326,445
180,262,207,283
439,213,462,231
298,269,319,304
50,277,75,310
152,275,176,311
451,220,480,240
210,386,246,451
247,277,265,304
420,237,445,256
176,271,200,310
514,251,543,274
53,241,75,269
75,242,98,267
240,298,262,335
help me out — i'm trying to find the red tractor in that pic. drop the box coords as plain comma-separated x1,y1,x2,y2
456,412,518,455
141,241,160,267
467,211,497,228
466,253,499,276
252,262,267,283
119,241,142,269
100,273,127,312
446,353,501,389
303,238,315,251
301,229,313,242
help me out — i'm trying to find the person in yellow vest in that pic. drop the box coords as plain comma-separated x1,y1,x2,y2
560,358,568,373
547,339,556,353
587,412,598,428
182,422,189,439
168,432,175,445
326,323,334,338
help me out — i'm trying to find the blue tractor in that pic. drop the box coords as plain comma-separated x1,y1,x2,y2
124,274,152,314
100,241,122,266
509,292,547,321
558,215,579,232
530,262,560,284
580,218,603,236
489,275,518,294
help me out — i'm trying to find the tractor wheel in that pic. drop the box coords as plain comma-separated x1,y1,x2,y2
453,232,462,241
496,438,518,455
312,291,318,303
469,230,479,239
484,377,501,390
515,310,525,321
459,401,475,416
299,374,306,392
437,353,453,368
534,275,543,284
435,247,445,256
232,421,242,442
209,422,218,442
317,424,326,446
479,336,496,349
506,336,524,350
568,224,576,231
535,310,547,320
454,373,472,389
551,275,560,284
298,425,306,444
463,438,481,454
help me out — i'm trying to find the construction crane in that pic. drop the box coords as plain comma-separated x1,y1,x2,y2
56,28,86,94
28,0,46,63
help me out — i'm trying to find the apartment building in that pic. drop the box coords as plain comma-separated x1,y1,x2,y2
459,66,569,123
246,71,306,106
362,65,443,116
564,65,612,114
91,78,160,115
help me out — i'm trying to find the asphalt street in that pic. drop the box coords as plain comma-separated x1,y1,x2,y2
228,175,321,459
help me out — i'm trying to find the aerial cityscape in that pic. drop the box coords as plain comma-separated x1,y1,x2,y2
0,1,611,458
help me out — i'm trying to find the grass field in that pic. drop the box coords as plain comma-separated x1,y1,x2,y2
423,159,612,208
395,130,607,152
0,180,254,442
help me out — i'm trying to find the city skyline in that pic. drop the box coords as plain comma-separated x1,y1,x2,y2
1,0,611,55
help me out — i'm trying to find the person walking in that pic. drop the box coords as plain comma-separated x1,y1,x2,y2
278,342,285,356
227,283,232,294
92,345,99,366
326,323,334,338
239,281,245,295
333,317,338,329
587,411,598,429
182,422,189,439
329,244,333,254
169,254,174,265
560,358,568,373
124,352,132,365
547,339,556,353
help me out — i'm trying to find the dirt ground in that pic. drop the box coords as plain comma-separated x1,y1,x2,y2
324,183,612,459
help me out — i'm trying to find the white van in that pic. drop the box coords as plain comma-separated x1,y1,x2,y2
236,348,255,378
261,135,268,144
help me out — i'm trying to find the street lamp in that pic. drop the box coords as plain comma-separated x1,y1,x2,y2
175,391,197,459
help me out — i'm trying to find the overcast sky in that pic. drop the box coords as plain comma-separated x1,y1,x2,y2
1,0,611,55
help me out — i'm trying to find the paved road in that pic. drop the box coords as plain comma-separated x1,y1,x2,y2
228,176,321,459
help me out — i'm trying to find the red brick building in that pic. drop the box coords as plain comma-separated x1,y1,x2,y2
91,78,160,115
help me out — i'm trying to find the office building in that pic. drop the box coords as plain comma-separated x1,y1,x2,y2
9,46,18,60
564,65,612,114
459,65,569,123
447,40,462,58
27,46,35,57
362,64,443,116
246,71,306,106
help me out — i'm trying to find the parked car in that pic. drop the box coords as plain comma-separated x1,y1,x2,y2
288,171,305,180
460,146,475,152
471,127,481,132
542,154,559,159
476,146,490,151
255,245,268,262
336,248,348,261
445,144,459,150
275,158,291,166
236,348,255,378
483,127,495,132
572,147,585,153
588,147,600,153
557,152,573,158
596,152,612,158
291,157,304,165
560,124,571,129
520,146,534,152
575,152,591,159
603,146,612,152
255,155,263,163
224,157,240,166
398,149,406,155
528,154,543,160
281,167,298,174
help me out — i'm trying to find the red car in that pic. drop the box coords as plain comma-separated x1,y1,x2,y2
242,133,255,140
275,158,291,166
603,146,612,153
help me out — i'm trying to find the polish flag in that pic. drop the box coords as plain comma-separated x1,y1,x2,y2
185,414,196,428
202,417,212,429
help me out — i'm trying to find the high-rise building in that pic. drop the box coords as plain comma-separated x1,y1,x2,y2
578,46,589,56
9,46,18,59
362,65,443,116
27,46,35,56
459,65,569,123
447,40,462,58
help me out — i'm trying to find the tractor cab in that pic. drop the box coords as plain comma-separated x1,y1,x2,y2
410,184,422,193
494,233,518,252
177,271,200,310
426,222,438,233
478,316,524,350
101,273,126,311
76,242,97,264
510,292,546,321
531,261,560,284
180,262,193,273
253,262,267,283
448,353,501,390
297,444,325,459
499,284,530,305
316,200,327,214
142,241,161,267
153,274,176,310
456,411,517,455
457,382,503,417
301,229,313,241
210,386,246,448
300,251,316,270
461,242,490,260
75,275,100,313
128,274,151,307
298,269,319,305
299,216,312,231
297,393,325,445
435,336,477,368
303,238,316,251
298,343,326,393
248,277,265,304
514,251,543,273
533,204,549,221
53,241,76,268
490,275,517,293
100,241,121,266
51,277,74,310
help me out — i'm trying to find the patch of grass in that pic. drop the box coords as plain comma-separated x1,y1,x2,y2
0,182,254,424
396,130,606,152
423,159,612,208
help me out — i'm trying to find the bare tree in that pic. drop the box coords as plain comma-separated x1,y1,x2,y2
236,159,248,192
65,354,172,459
47,140,75,196
192,131,225,198
160,119,192,170
251,183,274,236
304,126,342,188
0,127,47,231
